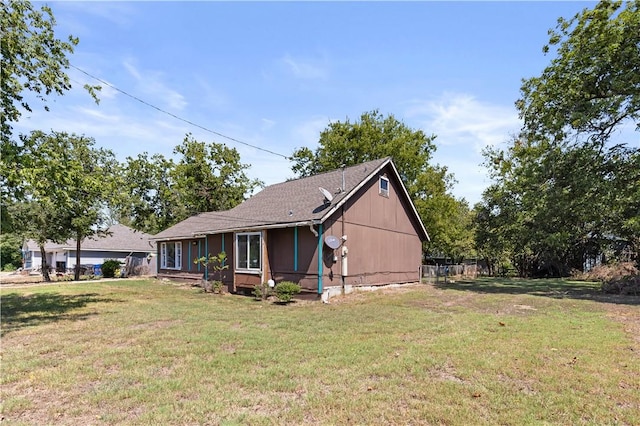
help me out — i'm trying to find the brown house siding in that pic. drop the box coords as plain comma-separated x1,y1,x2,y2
266,227,321,292
319,167,422,289
157,233,234,290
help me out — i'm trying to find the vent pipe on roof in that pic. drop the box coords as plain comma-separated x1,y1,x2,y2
341,164,346,193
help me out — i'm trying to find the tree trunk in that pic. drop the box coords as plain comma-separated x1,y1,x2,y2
39,244,51,282
74,233,81,281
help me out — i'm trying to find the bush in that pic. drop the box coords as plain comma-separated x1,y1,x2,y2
274,281,301,303
0,233,22,271
101,259,121,278
2,263,17,272
253,283,272,300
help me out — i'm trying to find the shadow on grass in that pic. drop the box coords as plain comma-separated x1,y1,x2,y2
0,292,120,336
433,277,640,306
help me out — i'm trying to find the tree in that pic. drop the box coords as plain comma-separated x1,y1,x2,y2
115,152,177,235
517,0,639,145
115,134,262,234
291,110,437,196
290,110,473,260
477,135,639,277
0,232,23,270
1,0,99,225
10,131,117,281
172,134,262,217
476,1,640,277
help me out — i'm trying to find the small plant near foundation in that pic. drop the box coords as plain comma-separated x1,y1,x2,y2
274,281,301,303
194,252,228,293
253,282,273,300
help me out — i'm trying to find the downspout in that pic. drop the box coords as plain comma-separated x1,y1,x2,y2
317,223,323,295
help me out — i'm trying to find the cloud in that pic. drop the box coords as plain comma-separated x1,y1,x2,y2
406,93,521,153
290,116,331,147
261,118,276,131
122,60,187,111
282,54,329,80
403,93,522,205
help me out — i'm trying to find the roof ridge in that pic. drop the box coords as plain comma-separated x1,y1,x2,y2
266,156,390,188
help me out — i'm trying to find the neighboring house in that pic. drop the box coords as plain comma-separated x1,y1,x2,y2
23,224,156,275
152,157,429,299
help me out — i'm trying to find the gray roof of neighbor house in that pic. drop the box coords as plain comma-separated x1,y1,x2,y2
24,224,156,252
152,157,429,241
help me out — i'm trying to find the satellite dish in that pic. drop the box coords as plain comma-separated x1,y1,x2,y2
319,187,333,203
325,235,341,249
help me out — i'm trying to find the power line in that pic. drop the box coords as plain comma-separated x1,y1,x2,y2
70,64,291,160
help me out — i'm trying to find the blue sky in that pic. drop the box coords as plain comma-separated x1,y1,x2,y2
17,1,600,205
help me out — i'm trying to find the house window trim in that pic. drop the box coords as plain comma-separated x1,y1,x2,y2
235,232,262,272
160,241,182,270
379,175,390,197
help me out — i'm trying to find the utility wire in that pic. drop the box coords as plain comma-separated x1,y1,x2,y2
70,64,291,160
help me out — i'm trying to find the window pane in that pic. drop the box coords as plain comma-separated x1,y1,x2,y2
237,235,248,269
249,234,261,269
166,243,175,268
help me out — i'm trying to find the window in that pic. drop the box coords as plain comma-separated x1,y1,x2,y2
379,175,389,197
236,232,261,271
161,241,182,269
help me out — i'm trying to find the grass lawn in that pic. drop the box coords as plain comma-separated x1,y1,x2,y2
1,278,639,425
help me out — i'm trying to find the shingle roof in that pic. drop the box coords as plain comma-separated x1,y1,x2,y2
25,224,155,252
153,157,428,241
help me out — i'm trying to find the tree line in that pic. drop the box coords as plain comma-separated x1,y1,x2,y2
1,0,638,279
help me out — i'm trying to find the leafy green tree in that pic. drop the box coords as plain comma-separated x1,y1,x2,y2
172,134,262,218
477,1,640,276
290,110,473,260
10,131,117,281
478,136,638,276
115,134,262,234
115,152,177,235
1,0,99,227
517,0,639,145
0,232,23,270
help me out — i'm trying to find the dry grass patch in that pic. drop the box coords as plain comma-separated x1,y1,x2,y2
1,278,639,425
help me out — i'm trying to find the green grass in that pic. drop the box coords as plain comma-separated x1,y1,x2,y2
1,278,639,425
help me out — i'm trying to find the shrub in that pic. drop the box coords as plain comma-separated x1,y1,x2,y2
101,259,121,278
253,283,272,300
274,281,301,303
2,263,17,272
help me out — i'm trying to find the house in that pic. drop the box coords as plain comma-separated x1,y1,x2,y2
152,157,429,300
23,224,156,275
